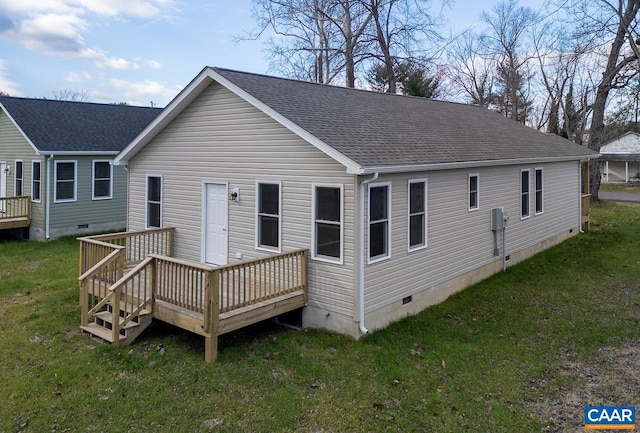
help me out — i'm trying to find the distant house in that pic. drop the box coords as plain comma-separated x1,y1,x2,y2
599,132,640,183
105,67,597,340
0,97,160,240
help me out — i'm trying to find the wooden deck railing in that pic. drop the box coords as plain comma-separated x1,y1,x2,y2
0,196,31,229
581,193,591,230
78,227,175,275
154,255,215,315
217,249,308,313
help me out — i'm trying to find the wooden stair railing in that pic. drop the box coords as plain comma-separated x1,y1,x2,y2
80,256,155,345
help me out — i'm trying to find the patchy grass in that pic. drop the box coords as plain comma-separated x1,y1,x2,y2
600,182,640,193
2,202,640,432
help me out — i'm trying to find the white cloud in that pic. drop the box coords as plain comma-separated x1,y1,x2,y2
65,70,91,82
0,59,20,95
0,1,173,69
108,78,181,105
147,59,162,69
0,0,172,17
71,0,170,18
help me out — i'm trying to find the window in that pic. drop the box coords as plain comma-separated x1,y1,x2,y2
32,161,41,202
408,179,427,251
368,182,391,263
468,173,479,211
146,175,162,228
313,185,343,262
14,160,23,196
256,181,281,251
54,161,76,202
535,168,543,215
93,160,112,200
521,169,530,218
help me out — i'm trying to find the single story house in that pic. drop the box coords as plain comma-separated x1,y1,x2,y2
0,96,160,240
599,131,640,183
111,67,597,340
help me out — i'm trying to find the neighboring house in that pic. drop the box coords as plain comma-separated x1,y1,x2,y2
0,96,160,240
599,132,640,183
113,67,598,339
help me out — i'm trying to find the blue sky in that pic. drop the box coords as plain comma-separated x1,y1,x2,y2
0,0,542,107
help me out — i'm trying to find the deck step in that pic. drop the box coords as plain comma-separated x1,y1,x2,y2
84,308,152,346
81,323,126,344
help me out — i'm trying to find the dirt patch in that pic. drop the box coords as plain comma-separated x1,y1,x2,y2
532,340,640,432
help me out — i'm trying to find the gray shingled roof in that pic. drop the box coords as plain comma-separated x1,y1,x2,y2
0,96,161,153
213,67,596,168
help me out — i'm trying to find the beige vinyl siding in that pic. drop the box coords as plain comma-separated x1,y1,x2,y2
364,161,580,313
0,110,45,228
127,82,356,316
48,156,126,230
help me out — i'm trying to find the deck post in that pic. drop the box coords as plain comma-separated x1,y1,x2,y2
204,268,220,363
112,286,121,346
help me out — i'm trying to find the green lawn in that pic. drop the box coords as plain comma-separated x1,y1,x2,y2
1,202,639,432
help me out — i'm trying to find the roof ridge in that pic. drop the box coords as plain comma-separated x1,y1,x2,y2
0,95,161,110
209,66,483,110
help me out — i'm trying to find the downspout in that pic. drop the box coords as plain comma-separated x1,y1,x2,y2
45,155,53,240
579,161,584,234
358,172,379,335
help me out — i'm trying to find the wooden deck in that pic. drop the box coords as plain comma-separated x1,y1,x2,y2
78,228,308,362
0,196,31,230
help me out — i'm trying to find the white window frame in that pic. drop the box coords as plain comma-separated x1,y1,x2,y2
54,160,77,203
255,180,282,253
31,160,41,203
14,160,23,196
521,169,530,219
92,159,113,200
535,167,543,215
468,173,479,211
408,178,427,252
368,181,392,264
145,174,163,229
312,183,344,264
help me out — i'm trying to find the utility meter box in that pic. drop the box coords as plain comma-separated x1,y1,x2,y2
491,208,508,231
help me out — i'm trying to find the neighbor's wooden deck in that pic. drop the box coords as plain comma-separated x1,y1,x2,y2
0,196,30,230
78,228,307,362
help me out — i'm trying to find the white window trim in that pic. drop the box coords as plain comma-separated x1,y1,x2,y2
54,160,77,203
92,159,113,200
145,174,163,229
468,173,479,211
255,180,282,253
311,183,344,264
535,167,544,215
14,160,23,196
408,178,427,252
368,181,392,264
31,160,41,203
521,168,530,220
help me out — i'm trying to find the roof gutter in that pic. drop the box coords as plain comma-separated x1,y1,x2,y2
358,154,601,175
37,151,120,156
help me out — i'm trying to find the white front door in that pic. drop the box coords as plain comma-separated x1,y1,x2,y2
0,162,6,212
204,183,228,265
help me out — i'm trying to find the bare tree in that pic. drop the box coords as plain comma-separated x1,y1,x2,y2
561,0,640,200
363,0,444,93
51,89,90,102
251,0,371,86
249,0,445,88
445,30,496,107
481,0,538,123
